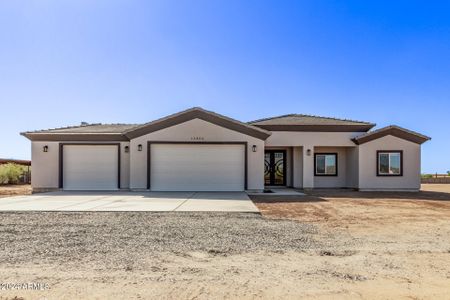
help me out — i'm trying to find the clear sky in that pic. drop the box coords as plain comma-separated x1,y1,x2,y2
1,1,449,173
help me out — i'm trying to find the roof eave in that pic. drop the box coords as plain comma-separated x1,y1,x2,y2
352,126,431,145
21,132,129,142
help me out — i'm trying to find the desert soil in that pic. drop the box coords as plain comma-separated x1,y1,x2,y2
0,185,31,198
0,184,449,299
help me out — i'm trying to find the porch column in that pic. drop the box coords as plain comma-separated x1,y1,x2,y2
302,145,314,189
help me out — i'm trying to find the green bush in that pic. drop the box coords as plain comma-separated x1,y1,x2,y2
421,174,433,179
0,163,24,184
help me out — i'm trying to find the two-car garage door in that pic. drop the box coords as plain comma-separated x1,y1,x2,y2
150,144,245,191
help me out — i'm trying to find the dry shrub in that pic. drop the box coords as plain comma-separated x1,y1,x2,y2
0,163,24,184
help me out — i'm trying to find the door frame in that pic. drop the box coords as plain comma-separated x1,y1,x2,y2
146,141,248,190
59,143,121,189
264,150,287,186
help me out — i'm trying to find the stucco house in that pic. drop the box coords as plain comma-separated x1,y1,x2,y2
21,107,430,193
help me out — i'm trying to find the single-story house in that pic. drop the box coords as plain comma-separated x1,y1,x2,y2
21,107,430,192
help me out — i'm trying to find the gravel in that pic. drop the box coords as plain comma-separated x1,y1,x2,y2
0,212,320,268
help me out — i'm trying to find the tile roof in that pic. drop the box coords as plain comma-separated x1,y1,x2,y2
20,107,272,141
248,114,374,126
21,110,378,139
23,123,139,134
352,125,431,145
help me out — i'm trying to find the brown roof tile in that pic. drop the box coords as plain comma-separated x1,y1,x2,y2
352,125,431,145
249,114,374,126
248,114,375,132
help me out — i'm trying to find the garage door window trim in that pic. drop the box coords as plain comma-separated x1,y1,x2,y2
59,143,121,189
146,141,248,190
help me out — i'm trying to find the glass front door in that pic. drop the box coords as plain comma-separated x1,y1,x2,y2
264,150,286,186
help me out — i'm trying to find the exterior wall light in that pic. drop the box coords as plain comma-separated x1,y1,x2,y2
43,145,48,153
138,144,143,151
124,146,129,153
252,145,257,152
306,149,312,156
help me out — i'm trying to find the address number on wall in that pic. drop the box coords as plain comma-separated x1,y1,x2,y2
190,137,205,141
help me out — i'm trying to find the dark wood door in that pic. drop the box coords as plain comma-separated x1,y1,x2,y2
264,150,286,186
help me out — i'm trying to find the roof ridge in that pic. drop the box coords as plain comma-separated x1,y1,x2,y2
95,123,140,126
247,114,297,124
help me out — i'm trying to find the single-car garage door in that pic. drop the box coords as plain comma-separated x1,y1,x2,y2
62,144,119,190
150,144,245,191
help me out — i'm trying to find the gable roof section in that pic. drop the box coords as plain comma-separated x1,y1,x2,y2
352,125,431,145
249,114,375,132
124,107,271,140
21,123,138,141
21,108,271,141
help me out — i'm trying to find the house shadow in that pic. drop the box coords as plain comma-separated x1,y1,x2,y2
248,194,327,204
304,189,450,202
250,188,450,203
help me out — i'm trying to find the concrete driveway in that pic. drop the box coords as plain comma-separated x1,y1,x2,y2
0,191,259,212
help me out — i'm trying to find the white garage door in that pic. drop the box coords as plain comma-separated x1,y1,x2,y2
150,144,245,191
63,145,119,190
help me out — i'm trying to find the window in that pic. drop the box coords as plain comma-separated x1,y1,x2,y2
315,153,337,176
377,151,403,176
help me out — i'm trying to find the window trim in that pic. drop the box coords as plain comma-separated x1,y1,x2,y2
376,150,403,177
314,153,338,176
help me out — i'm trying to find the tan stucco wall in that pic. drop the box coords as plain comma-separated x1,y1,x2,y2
266,132,360,189
29,128,423,192
119,142,130,189
346,147,359,188
129,118,265,191
31,141,60,189
292,147,303,188
358,135,421,191
313,147,348,188
265,132,360,147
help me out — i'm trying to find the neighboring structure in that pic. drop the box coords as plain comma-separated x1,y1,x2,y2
21,107,430,192
0,158,31,166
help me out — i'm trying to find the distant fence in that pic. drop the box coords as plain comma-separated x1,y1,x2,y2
422,174,450,184
19,170,31,184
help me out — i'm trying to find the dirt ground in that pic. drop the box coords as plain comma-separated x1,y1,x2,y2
252,184,450,299
0,184,31,198
1,184,450,299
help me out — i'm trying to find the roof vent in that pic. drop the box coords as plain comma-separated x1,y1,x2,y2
80,122,89,126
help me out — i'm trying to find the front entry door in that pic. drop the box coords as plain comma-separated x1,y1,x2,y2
264,150,286,186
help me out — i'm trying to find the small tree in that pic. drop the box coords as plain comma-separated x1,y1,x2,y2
447,171,450,176
0,163,23,184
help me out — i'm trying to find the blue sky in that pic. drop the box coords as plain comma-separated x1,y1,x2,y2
0,1,449,173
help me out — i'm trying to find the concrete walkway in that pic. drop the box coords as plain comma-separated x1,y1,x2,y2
0,191,259,212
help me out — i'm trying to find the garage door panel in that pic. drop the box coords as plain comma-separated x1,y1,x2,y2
63,145,119,190
151,144,245,191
